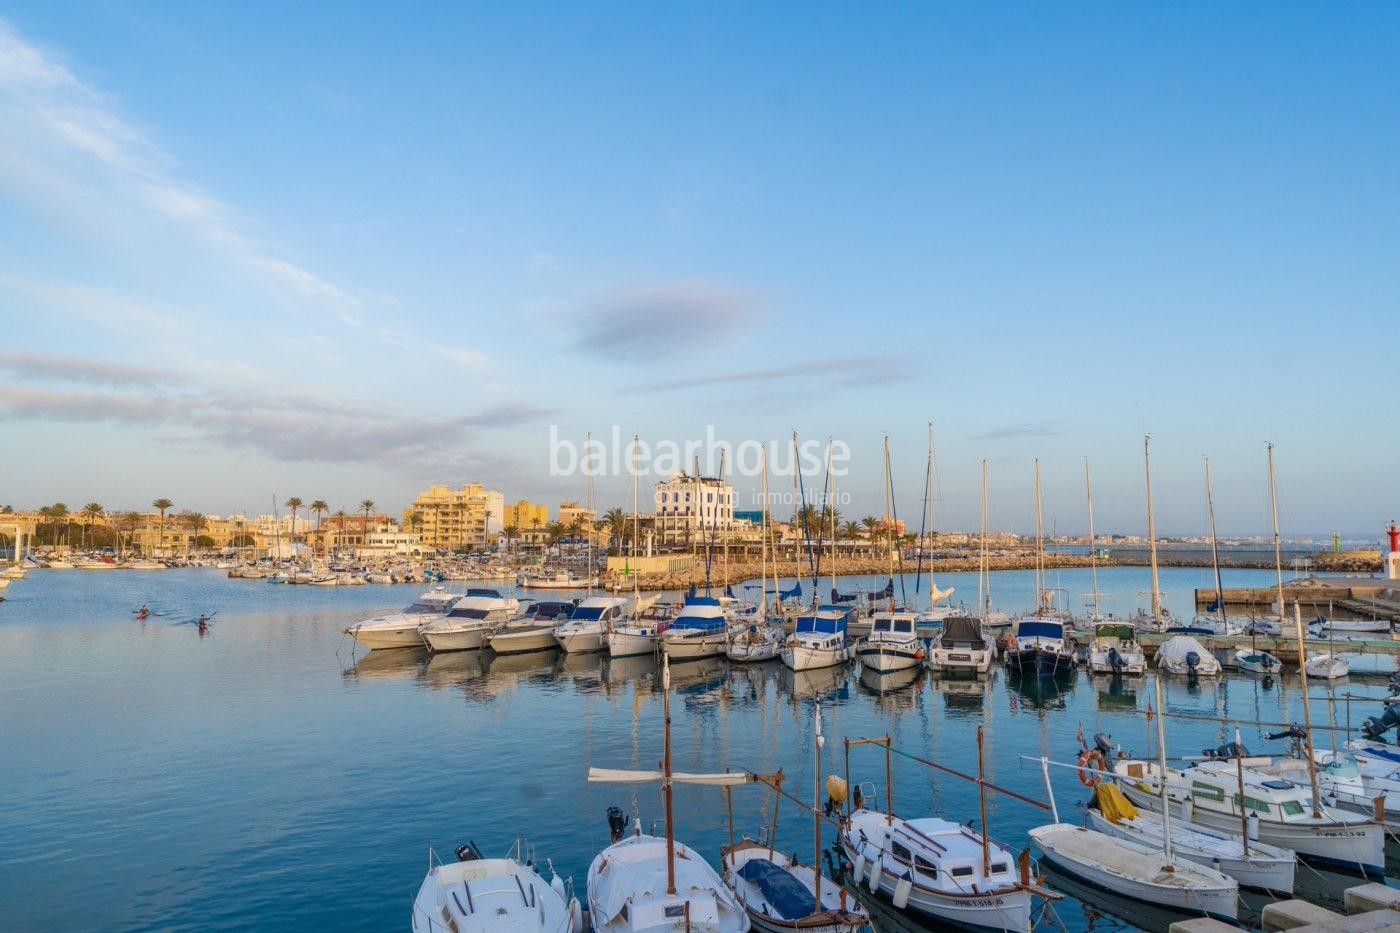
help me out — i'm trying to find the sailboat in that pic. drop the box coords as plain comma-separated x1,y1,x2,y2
911,424,959,629
728,450,786,664
608,436,666,659
1030,675,1240,920
1131,435,1177,633
663,453,732,663
586,656,753,933
722,704,868,933
1006,460,1075,678
931,460,1000,677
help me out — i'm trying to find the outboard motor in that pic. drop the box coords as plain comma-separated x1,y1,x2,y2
1363,703,1400,740
606,806,628,844
1094,733,1114,758
1107,648,1124,672
1267,727,1307,743
1203,740,1249,760
1185,650,1201,671
455,841,485,862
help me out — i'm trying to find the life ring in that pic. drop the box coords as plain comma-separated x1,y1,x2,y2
1078,749,1107,787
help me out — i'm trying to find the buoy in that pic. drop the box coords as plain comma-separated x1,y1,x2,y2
893,875,913,908
851,854,865,884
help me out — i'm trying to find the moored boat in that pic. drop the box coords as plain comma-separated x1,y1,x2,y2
411,840,582,932
554,595,632,654
781,607,854,672
421,595,515,652
927,615,996,675
1087,622,1146,676
855,610,922,673
661,595,729,662
723,841,865,933
343,587,461,650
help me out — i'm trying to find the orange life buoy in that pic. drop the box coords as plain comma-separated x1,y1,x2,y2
1078,749,1107,787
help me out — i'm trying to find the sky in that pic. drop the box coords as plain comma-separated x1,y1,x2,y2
0,2,1396,539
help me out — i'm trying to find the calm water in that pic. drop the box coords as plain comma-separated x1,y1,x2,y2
2,566,1395,931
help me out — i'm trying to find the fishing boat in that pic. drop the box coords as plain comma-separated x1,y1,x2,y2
411,840,582,932
1113,757,1385,875
661,595,730,662
554,595,632,654
727,623,785,663
1005,610,1075,678
927,615,996,675
421,595,516,652
587,657,754,933
1305,653,1350,680
1087,622,1146,675
781,607,854,672
722,843,864,933
1232,647,1282,675
1315,617,1391,634
855,610,923,673
343,587,461,650
1027,824,1238,921
1085,783,1295,892
1155,634,1221,676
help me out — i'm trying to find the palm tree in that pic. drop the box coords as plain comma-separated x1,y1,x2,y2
49,502,70,547
182,512,207,555
841,520,863,540
603,507,627,555
502,524,519,553
284,497,304,548
152,499,173,556
360,500,376,547
544,521,566,549
333,509,348,553
117,511,141,557
81,502,104,548
309,500,328,554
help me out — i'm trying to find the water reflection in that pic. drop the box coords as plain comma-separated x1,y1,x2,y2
1007,670,1073,710
781,665,851,702
1038,860,1187,932
931,673,991,716
1091,674,1139,710
347,646,428,680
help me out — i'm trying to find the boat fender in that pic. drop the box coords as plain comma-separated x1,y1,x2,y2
551,875,566,900
1077,749,1107,787
851,854,865,884
569,898,582,931
892,874,913,909
1246,813,1259,841
866,858,880,891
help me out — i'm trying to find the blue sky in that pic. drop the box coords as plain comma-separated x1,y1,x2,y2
0,3,1396,538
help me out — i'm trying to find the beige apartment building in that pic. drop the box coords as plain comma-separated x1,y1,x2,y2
404,484,505,551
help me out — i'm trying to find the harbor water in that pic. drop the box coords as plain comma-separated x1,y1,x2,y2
2,566,1396,931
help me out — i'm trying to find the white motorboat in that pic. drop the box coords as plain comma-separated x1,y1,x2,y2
726,622,785,663
555,595,632,654
722,840,865,933
1305,653,1349,679
364,571,394,584
781,607,854,672
927,616,996,675
0,566,27,579
1155,634,1221,676
75,558,115,570
661,596,730,662
588,829,750,933
1314,617,1391,634
855,611,923,673
607,603,675,658
1088,622,1146,675
1232,647,1282,675
421,595,516,652
841,806,1032,931
1086,784,1295,892
45,559,75,569
1114,757,1385,875
1028,824,1238,920
343,587,461,650
522,570,596,589
412,841,581,933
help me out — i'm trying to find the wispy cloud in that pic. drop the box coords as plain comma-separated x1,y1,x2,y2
0,351,187,387
569,280,758,360
971,422,1064,441
627,355,917,392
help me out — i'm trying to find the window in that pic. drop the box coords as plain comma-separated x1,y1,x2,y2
1232,794,1272,815
913,856,937,878
1281,800,1304,816
890,842,912,866
1191,782,1225,803
950,866,975,878
991,863,1008,874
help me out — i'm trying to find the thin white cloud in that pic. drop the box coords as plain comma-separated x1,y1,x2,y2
568,280,759,359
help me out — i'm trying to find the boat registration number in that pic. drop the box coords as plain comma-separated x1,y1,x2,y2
949,654,970,661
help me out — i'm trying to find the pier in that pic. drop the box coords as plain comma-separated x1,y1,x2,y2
1140,632,1400,666
1194,577,1400,625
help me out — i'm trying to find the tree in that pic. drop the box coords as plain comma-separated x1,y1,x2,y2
359,500,376,547
502,524,519,553
182,512,207,554
152,498,173,556
841,520,863,540
333,509,348,552
116,511,142,557
48,502,70,547
284,497,304,546
544,521,566,549
309,500,328,554
81,502,104,548
603,507,628,555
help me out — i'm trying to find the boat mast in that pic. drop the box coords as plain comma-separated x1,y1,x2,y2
760,448,769,622
883,435,895,611
813,702,825,913
1268,442,1286,620
1204,457,1227,629
1152,673,1174,862
792,431,803,608
1033,460,1045,610
826,439,836,601
1144,435,1162,623
1084,458,1099,620
980,460,989,617
586,431,594,597
1235,727,1251,857
976,725,991,871
632,435,640,603
662,654,677,895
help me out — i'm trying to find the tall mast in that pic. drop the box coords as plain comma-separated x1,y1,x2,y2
586,431,594,597
979,460,989,617
1084,458,1099,620
826,439,836,599
1144,435,1162,622
1205,457,1227,628
1033,460,1045,608
976,725,992,870
760,448,769,622
632,435,640,602
883,435,894,610
1268,442,1286,618
1153,673,1174,861
662,654,676,894
812,702,825,912
791,431,803,605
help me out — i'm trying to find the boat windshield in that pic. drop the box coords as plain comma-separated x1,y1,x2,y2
448,607,489,620
873,618,891,632
796,615,847,635
405,602,445,614
570,606,606,621
1323,757,1361,780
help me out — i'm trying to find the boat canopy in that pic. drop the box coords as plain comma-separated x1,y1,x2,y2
737,859,813,921
1015,620,1064,640
796,613,848,635
465,587,503,598
940,616,987,647
1094,623,1135,640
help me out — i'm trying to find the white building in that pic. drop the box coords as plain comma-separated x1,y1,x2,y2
654,472,735,545
361,531,424,559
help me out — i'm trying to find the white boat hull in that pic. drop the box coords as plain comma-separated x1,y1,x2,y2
781,643,853,672
347,623,425,650
555,626,606,654
1089,650,1147,676
663,633,728,661
423,625,489,652
727,639,780,663
607,630,659,658
1030,824,1238,920
856,642,923,673
489,627,559,655
1086,809,1295,892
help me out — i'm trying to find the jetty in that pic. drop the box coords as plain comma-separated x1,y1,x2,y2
1140,631,1400,666
1194,576,1400,625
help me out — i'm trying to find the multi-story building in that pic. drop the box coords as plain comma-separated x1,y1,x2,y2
405,484,505,552
503,499,549,533
557,501,595,532
653,472,734,545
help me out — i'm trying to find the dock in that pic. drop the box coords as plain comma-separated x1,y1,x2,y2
1140,632,1400,666
1194,577,1400,625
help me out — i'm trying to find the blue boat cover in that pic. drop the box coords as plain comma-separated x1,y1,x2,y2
1016,621,1063,639
737,858,812,921
778,581,802,601
830,587,858,603
796,614,847,635
570,605,606,620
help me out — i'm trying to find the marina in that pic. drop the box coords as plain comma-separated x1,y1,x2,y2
6,564,1400,930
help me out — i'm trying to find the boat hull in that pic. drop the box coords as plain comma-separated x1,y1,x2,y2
1006,648,1073,678
726,638,780,663
606,630,659,658
781,643,852,672
663,633,728,661
839,837,1030,931
346,623,425,650
555,625,606,654
489,628,559,655
856,642,923,673
422,626,489,652
1086,809,1295,893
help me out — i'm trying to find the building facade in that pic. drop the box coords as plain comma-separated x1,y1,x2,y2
653,472,734,545
405,484,505,552
557,501,596,532
504,499,549,532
